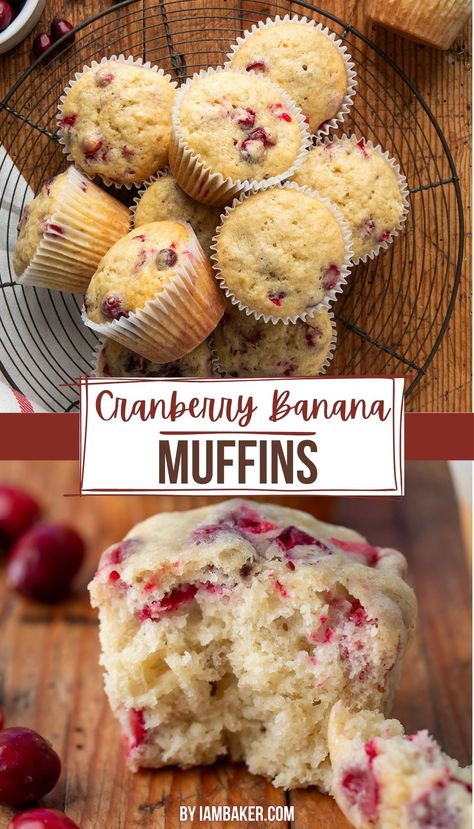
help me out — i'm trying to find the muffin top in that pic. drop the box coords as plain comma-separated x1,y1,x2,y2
215,186,347,319
85,221,198,324
58,59,176,186
214,303,334,377
134,172,221,255
13,172,69,276
229,21,349,134
176,70,305,182
293,137,405,261
96,337,213,377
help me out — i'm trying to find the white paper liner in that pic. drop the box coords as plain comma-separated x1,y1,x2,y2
57,55,177,190
225,15,357,138
315,134,410,265
211,308,337,378
131,168,170,228
169,66,311,206
16,166,131,293
82,224,225,364
211,180,354,324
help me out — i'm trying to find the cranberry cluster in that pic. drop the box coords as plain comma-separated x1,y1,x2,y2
32,18,74,59
0,486,85,826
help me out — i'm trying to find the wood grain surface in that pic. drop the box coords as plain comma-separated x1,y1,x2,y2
0,0,471,413
0,461,471,828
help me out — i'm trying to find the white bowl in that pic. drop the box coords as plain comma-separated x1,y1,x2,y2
0,0,46,55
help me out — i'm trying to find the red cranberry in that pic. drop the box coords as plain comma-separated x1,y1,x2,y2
341,765,379,822
8,809,79,829
235,107,256,129
245,60,267,72
95,67,115,87
0,727,61,807
50,18,74,45
356,137,369,159
100,294,129,321
322,264,340,291
32,32,53,58
155,247,178,269
0,486,40,546
275,526,318,550
0,0,13,31
6,523,85,603
58,114,77,131
140,583,198,620
268,290,285,307
81,132,103,160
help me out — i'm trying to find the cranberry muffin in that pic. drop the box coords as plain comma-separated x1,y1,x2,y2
83,221,225,363
293,136,408,262
213,303,335,376
58,57,176,187
329,702,472,829
228,16,356,134
213,184,352,321
89,498,416,789
13,167,130,293
170,67,309,205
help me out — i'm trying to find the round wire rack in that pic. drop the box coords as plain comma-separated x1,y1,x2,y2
0,0,464,412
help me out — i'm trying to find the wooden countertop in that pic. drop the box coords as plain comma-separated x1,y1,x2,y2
0,461,471,828
0,0,471,413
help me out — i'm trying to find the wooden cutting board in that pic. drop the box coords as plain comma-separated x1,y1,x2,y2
0,460,470,828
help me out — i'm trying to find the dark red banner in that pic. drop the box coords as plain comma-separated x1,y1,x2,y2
0,413,472,461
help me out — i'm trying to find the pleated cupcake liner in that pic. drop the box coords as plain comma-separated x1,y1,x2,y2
225,14,357,138
17,165,131,293
82,225,225,364
210,180,354,325
57,55,177,190
169,65,311,207
211,308,337,378
315,133,410,265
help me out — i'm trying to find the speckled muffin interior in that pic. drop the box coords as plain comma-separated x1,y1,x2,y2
214,303,334,376
293,137,405,261
89,499,416,789
215,186,347,319
134,173,221,255
85,221,201,324
96,337,213,378
328,702,472,829
58,59,176,186
229,21,349,134
13,173,69,276
176,70,304,182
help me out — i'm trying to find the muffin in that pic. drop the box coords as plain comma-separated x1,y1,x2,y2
212,183,352,322
89,498,416,788
83,221,225,363
329,702,472,829
228,16,356,134
169,67,310,205
13,167,130,293
57,57,176,187
293,136,408,263
367,0,471,50
133,171,221,256
94,337,213,378
213,303,336,376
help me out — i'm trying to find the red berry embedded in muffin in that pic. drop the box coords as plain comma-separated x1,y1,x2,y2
100,294,129,320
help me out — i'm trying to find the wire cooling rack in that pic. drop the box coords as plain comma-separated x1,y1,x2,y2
0,0,464,412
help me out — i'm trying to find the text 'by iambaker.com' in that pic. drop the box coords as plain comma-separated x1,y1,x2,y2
79,377,404,496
